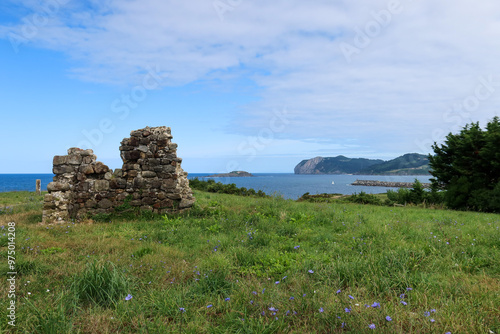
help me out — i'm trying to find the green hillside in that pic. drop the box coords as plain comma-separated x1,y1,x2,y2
294,153,430,175
357,153,430,175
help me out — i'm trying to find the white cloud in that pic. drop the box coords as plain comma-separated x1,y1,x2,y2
1,0,500,158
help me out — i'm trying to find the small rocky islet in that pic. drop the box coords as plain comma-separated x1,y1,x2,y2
206,171,253,177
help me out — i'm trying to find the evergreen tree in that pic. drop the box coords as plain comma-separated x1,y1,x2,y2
429,117,500,212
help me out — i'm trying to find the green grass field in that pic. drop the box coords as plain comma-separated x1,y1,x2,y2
0,190,498,333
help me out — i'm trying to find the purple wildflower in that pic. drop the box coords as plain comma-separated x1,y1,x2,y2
400,301,407,306
308,270,314,273
207,304,213,308
369,324,376,329
406,287,412,291
424,311,430,317
371,302,380,308
336,289,341,294
430,318,435,323
319,307,324,313
179,307,185,313
125,294,133,301
345,308,351,313
294,245,300,249
275,281,280,284
386,316,392,321
225,297,230,301
348,295,354,300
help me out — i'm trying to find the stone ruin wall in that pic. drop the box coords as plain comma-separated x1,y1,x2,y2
42,126,195,223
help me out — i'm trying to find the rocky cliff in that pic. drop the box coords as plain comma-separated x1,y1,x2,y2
294,156,384,174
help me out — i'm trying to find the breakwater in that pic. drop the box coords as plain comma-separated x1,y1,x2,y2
351,180,431,188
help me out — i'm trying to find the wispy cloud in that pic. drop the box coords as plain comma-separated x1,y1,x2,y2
1,0,499,158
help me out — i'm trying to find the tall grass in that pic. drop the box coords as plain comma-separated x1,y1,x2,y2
70,261,131,308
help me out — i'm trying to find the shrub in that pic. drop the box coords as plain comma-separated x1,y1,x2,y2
346,191,382,205
189,178,268,197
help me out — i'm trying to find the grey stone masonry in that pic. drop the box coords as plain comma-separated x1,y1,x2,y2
43,126,195,223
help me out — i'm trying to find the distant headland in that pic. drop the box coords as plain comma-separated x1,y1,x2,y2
206,171,254,177
294,153,430,175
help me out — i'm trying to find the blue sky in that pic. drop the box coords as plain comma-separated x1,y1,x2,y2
1,0,499,173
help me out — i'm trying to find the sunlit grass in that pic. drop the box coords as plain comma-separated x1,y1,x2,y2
0,190,498,333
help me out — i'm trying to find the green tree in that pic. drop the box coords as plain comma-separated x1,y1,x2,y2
429,117,500,212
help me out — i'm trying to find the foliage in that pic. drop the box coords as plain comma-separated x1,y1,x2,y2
346,191,382,205
386,179,445,206
189,178,268,197
429,117,500,212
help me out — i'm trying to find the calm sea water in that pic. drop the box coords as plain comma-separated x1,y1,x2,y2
0,174,55,192
188,173,432,200
0,173,432,200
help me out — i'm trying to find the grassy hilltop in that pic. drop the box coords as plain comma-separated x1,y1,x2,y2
0,190,498,333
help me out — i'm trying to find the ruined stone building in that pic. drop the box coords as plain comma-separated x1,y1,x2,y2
43,126,194,223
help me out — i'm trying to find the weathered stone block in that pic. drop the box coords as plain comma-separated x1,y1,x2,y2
83,156,95,164
53,165,74,174
47,182,70,192
121,150,141,161
130,130,143,137
67,154,83,165
53,156,68,165
137,145,149,153
142,171,156,178
129,136,139,146
94,180,110,191
166,193,182,200
80,165,94,174
98,199,113,209
142,197,154,205
110,178,127,189
133,177,144,188
151,179,162,189
180,198,195,209
161,179,177,189
94,162,109,174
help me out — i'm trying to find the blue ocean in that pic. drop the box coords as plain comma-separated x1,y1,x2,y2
0,173,431,200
